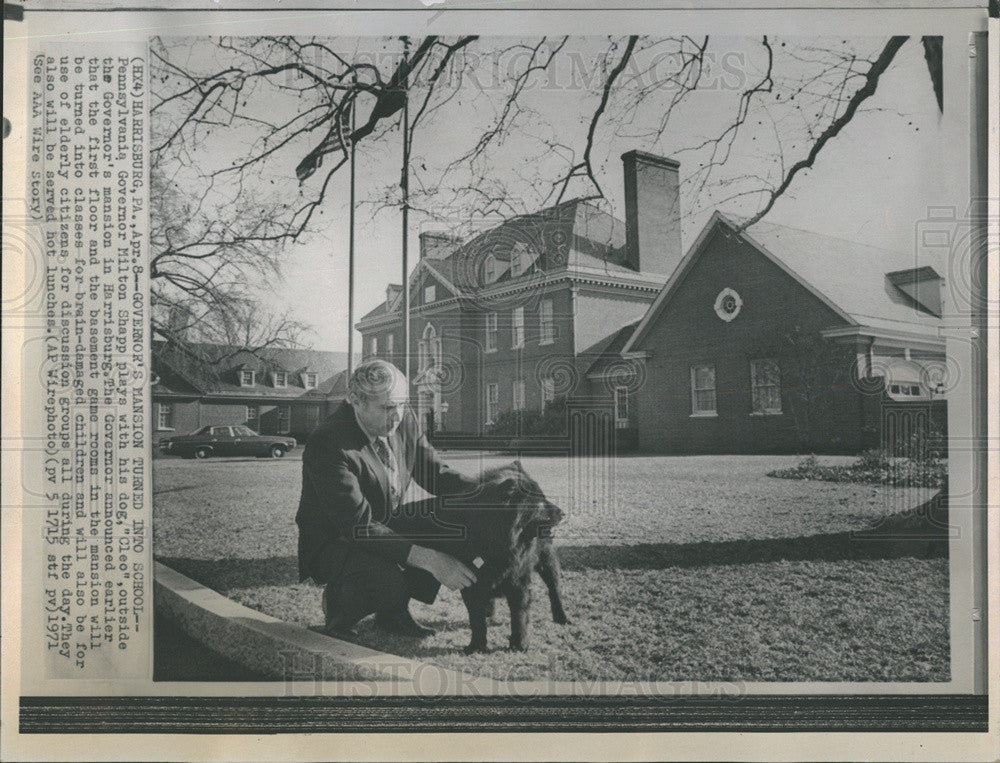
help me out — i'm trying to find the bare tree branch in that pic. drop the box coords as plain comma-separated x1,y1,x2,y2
554,35,638,204
735,36,908,232
149,34,938,360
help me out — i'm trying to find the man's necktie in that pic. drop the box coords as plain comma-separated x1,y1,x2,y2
372,437,401,510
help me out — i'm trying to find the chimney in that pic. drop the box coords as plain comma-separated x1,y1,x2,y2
419,231,461,261
385,283,402,312
621,150,682,276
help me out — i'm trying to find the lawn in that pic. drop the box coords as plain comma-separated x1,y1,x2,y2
153,452,949,682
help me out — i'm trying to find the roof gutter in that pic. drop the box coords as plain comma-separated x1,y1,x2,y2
820,325,946,353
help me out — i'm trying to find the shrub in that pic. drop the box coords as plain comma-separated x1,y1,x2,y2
769,448,946,489
855,448,891,471
487,397,569,438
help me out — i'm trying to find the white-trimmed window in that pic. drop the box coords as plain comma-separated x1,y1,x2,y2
272,371,288,388
511,307,525,349
888,382,923,398
750,359,782,414
512,379,526,411
156,403,174,430
541,377,555,408
539,298,554,344
485,312,498,352
239,369,256,387
369,336,378,358
386,334,394,357
431,339,441,370
614,387,629,428
246,405,260,429
485,383,499,425
690,364,717,416
421,324,439,371
484,254,498,284
302,372,318,390
424,284,436,304
511,249,523,278
277,405,291,434
306,405,321,429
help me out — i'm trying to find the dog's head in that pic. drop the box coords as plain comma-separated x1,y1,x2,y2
476,460,564,544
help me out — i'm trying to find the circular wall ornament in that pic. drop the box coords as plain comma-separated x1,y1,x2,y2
714,287,743,322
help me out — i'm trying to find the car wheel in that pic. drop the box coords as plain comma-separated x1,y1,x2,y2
269,445,285,459
194,447,211,459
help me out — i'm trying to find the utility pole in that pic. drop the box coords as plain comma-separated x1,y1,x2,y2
401,36,411,385
347,80,357,378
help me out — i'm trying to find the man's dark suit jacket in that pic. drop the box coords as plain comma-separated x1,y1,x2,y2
296,400,479,583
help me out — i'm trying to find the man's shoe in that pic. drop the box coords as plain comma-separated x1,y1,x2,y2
375,607,436,638
321,583,361,639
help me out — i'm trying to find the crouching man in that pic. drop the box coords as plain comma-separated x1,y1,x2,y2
296,359,478,639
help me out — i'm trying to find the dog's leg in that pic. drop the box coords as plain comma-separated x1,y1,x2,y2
502,577,531,651
461,588,490,654
536,542,569,625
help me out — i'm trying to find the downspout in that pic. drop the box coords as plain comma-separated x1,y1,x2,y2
861,336,876,450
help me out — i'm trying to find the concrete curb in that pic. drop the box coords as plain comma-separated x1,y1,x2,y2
155,562,504,690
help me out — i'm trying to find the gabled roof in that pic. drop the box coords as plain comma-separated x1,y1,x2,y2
152,340,351,399
359,285,403,323
737,216,945,332
358,258,464,323
580,321,641,377
417,259,461,299
624,212,944,353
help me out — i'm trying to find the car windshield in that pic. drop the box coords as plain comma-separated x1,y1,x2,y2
234,426,257,437
210,427,231,436
193,426,212,435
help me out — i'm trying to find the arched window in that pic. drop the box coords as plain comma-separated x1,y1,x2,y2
483,254,497,284
422,324,439,371
417,340,427,371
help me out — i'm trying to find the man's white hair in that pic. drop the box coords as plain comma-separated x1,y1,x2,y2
347,359,407,404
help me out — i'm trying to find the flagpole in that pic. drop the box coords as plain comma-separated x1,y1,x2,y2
347,84,357,379
401,36,411,386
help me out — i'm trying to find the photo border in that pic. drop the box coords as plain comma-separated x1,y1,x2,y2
3,1,995,758
17,694,991,734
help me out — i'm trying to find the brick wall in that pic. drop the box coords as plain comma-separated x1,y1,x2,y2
359,281,660,438
477,286,576,430
151,398,200,442
632,224,867,454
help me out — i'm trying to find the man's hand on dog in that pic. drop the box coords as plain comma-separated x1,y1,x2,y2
408,545,477,590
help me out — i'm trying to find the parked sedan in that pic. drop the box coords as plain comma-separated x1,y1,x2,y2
159,425,296,459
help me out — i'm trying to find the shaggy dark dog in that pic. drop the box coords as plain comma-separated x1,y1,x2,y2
435,461,569,653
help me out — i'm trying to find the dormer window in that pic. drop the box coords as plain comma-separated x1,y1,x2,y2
424,284,436,303
886,267,943,317
272,371,288,388
511,249,523,277
484,254,497,284
302,372,318,390
239,369,256,387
